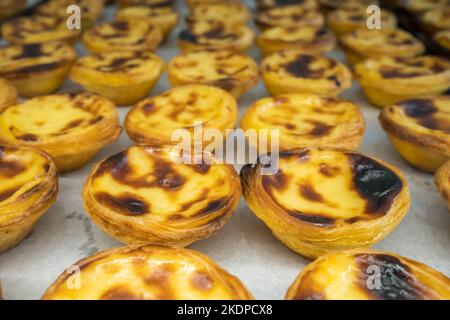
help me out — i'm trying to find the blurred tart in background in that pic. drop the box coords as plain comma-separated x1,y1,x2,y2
436,160,450,211
118,0,175,8
256,0,318,11
0,78,17,113
0,0,27,22
420,6,450,35
186,2,251,26
434,30,450,50
319,0,380,12
255,5,324,30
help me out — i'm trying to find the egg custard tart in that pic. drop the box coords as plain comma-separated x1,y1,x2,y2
0,146,58,254
36,0,104,30
257,26,336,56
255,5,325,30
0,42,76,98
168,50,259,98
83,20,163,55
0,93,121,173
401,0,449,14
355,56,450,108
0,0,27,22
421,7,450,35
435,30,450,50
125,84,237,146
257,0,319,11
436,160,450,211
2,15,80,45
118,0,175,7
379,96,450,173
339,29,425,66
178,20,254,53
261,51,352,97
285,249,450,300
0,79,17,113
83,145,241,246
240,148,410,259
71,51,165,106
42,245,253,300
116,6,179,40
241,94,365,151
327,8,397,36
186,3,251,26
319,0,379,12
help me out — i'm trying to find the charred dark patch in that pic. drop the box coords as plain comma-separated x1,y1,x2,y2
112,21,129,31
262,170,286,191
300,184,323,202
213,78,235,92
327,75,341,87
14,43,45,59
17,133,38,142
306,120,332,136
6,62,62,78
0,159,25,177
288,211,335,227
400,99,449,132
179,29,198,43
153,159,185,190
94,151,129,179
0,187,20,202
195,197,228,216
101,288,139,300
192,272,214,291
284,54,317,78
349,154,402,214
94,192,149,216
319,163,340,177
191,163,210,174
356,254,430,300
143,103,155,115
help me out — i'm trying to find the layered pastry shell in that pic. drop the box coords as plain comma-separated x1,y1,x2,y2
0,92,121,173
125,84,238,147
240,94,365,152
71,51,165,106
178,20,254,52
240,148,410,259
168,49,259,98
257,26,336,56
436,160,450,211
0,42,76,98
0,146,58,254
186,2,251,26
261,50,352,97
255,5,325,30
0,78,17,113
354,56,450,108
83,20,163,54
379,96,450,173
286,249,450,300
42,245,253,300
83,145,241,247
339,29,425,65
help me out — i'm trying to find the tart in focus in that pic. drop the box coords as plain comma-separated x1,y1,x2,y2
256,0,318,11
436,160,450,211
0,93,121,173
0,42,76,98
379,96,450,173
240,94,365,151
339,29,424,65
83,145,241,246
2,15,80,45
186,2,251,26
116,6,179,39
354,56,450,108
261,50,352,97
178,20,254,52
435,30,450,50
42,245,253,300
286,249,450,299
0,0,27,21
257,26,336,56
327,7,397,36
71,51,165,106
168,49,259,98
83,20,163,54
125,84,237,146
240,148,410,259
0,146,58,254
255,5,325,30
0,78,17,113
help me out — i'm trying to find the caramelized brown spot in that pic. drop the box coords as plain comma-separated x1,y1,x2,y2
101,288,139,300
400,99,450,132
0,159,26,177
319,163,340,177
195,197,228,216
95,192,149,216
191,163,210,174
262,170,287,191
144,264,175,300
112,21,129,31
153,159,185,190
306,120,332,136
61,119,84,131
192,272,214,291
300,184,323,202
143,103,155,115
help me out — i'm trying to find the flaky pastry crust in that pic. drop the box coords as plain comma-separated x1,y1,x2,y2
0,78,17,113
186,2,251,26
436,160,450,211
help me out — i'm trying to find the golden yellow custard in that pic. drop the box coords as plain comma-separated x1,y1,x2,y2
186,3,251,26
71,51,165,106
257,26,336,56
178,20,254,52
240,148,410,259
435,30,450,50
319,0,379,12
0,42,76,98
116,6,179,39
0,78,17,113
2,15,80,45
36,0,104,30
421,7,450,35
118,0,175,7
83,146,241,246
42,245,253,300
125,84,237,146
379,96,450,173
401,0,449,14
241,94,365,151
355,56,450,108
168,50,259,98
83,20,163,55
436,160,450,211
255,5,325,30
339,29,425,66
0,0,27,21
0,146,58,254
0,93,121,173
327,8,397,36
261,50,352,97
286,249,450,300
257,0,318,11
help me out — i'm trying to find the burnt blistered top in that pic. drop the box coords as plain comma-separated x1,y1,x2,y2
255,5,324,29
319,0,377,10
0,42,76,80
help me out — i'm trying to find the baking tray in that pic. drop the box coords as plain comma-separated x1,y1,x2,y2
0,0,449,300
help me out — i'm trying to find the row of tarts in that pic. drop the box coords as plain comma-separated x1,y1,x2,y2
0,0,449,299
